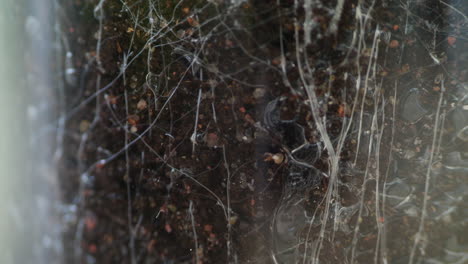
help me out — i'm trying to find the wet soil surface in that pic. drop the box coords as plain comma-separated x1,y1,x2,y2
56,0,468,263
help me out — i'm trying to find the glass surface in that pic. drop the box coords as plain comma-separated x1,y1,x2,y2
1,0,468,263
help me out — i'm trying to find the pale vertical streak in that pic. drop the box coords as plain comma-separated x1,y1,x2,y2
191,88,202,155
354,26,380,165
373,96,385,264
350,104,377,264
408,81,445,264
189,201,200,264
329,0,345,34
74,1,105,259
349,22,381,264
124,89,137,264
223,146,235,263
379,82,398,264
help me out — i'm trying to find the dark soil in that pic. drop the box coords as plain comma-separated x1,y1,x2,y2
57,0,468,263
